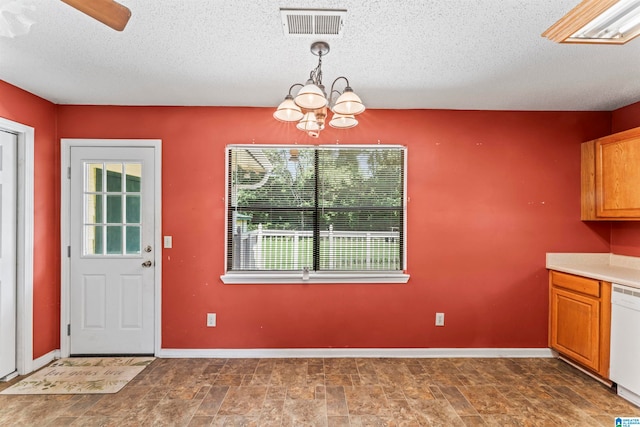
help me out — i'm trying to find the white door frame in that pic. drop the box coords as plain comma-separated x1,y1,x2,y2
0,117,34,376
60,139,162,357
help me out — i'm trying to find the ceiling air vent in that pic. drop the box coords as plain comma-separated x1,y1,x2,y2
280,8,346,38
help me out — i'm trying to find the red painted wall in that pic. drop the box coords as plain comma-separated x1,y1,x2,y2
609,101,640,257
609,224,640,257
0,81,59,358
3,74,637,356
57,106,611,349
612,100,640,134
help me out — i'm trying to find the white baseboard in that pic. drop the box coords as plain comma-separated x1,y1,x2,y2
157,348,554,359
618,385,640,408
557,355,612,387
31,349,60,372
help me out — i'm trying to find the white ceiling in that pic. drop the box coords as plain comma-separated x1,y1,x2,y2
2,0,640,111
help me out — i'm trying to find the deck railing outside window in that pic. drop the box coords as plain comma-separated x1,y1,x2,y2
233,224,401,271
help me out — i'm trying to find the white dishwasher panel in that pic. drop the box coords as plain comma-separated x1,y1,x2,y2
610,284,640,402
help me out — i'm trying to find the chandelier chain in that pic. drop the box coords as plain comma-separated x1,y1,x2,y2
310,54,323,87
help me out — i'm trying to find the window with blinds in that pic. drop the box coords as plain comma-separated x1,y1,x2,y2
224,145,407,282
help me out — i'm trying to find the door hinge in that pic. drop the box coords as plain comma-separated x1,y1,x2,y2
67,246,71,258
67,166,71,179
67,324,71,336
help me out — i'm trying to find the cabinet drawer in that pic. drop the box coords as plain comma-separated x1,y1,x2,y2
551,271,600,297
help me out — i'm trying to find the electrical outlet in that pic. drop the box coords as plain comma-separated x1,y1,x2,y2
435,312,445,326
207,313,216,327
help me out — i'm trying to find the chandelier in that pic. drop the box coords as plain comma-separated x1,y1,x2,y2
273,41,365,138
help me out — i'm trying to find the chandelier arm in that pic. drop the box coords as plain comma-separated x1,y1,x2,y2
288,83,304,96
328,76,350,105
329,89,342,103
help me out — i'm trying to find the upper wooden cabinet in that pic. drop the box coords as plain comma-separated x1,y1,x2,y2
582,127,640,220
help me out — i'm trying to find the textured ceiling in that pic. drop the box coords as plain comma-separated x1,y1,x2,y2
2,0,640,111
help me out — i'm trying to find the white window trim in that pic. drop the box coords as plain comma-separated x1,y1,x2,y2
222,144,410,285
220,271,410,284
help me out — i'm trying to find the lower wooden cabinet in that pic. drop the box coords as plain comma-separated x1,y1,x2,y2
549,271,611,378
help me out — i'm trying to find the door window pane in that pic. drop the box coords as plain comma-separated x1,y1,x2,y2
126,163,141,192
126,226,141,254
106,225,123,254
85,225,104,255
106,195,122,223
85,163,103,192
84,194,101,223
106,164,123,191
126,195,141,223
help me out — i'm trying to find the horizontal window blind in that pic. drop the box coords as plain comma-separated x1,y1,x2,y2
227,145,405,273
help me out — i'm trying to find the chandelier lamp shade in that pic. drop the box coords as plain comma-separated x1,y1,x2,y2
273,41,365,138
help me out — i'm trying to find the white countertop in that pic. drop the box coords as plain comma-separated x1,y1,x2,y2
546,253,640,289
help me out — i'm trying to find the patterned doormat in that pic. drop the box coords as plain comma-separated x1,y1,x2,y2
0,357,155,395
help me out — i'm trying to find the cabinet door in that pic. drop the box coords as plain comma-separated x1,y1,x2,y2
550,287,600,372
596,136,640,218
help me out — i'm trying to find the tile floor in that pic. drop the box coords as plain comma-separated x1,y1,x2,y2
0,357,639,426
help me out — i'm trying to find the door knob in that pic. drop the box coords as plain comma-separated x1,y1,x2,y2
144,245,152,253
142,260,153,268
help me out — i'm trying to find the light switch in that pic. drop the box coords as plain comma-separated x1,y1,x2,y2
163,236,172,248
207,313,216,327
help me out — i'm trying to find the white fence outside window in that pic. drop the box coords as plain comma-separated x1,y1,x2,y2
233,224,401,271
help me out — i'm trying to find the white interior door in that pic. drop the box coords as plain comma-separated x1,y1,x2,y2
0,130,17,377
70,146,155,354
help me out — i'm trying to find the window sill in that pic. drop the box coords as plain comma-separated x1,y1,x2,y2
220,272,410,284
